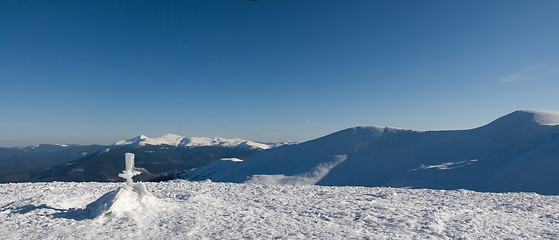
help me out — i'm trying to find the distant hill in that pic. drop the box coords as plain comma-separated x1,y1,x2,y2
0,144,108,179
0,135,277,182
181,110,559,195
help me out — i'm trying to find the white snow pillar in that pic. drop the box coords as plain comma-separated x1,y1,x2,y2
119,153,141,186
125,153,135,172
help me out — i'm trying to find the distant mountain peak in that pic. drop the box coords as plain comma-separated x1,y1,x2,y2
484,110,559,130
513,110,559,125
114,135,149,146
22,143,76,151
114,134,273,150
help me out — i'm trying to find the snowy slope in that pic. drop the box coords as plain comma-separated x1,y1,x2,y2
1,181,558,239
522,109,559,125
181,110,559,194
115,134,273,150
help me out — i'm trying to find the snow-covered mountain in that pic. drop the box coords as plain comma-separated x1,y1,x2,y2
20,143,75,152
1,134,276,182
181,110,559,194
114,134,273,150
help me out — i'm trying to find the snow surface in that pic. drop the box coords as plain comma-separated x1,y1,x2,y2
520,110,559,125
114,134,272,150
1,181,558,239
180,110,559,194
244,154,347,185
219,157,244,162
408,159,479,171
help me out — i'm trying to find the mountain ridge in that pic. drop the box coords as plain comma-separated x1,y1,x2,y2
0,134,280,182
181,110,559,194
114,134,274,150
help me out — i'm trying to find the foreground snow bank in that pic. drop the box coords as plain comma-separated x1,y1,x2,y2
1,181,558,239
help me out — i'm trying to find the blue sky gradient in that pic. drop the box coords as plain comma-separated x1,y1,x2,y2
1,0,559,146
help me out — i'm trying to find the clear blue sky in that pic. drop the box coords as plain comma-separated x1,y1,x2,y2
1,0,558,147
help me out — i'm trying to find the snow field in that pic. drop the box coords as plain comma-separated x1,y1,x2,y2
1,181,558,239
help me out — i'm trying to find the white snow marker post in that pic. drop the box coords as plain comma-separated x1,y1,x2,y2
84,152,157,218
118,153,141,186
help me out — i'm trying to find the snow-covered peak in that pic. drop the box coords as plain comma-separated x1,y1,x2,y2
179,137,271,150
142,134,183,147
482,110,559,131
114,134,272,150
516,110,559,125
114,135,148,146
114,134,185,147
23,143,75,151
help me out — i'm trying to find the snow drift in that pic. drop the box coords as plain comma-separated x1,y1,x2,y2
181,110,559,194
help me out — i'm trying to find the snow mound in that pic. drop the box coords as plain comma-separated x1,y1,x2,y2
84,152,160,219
114,134,271,150
86,183,159,219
